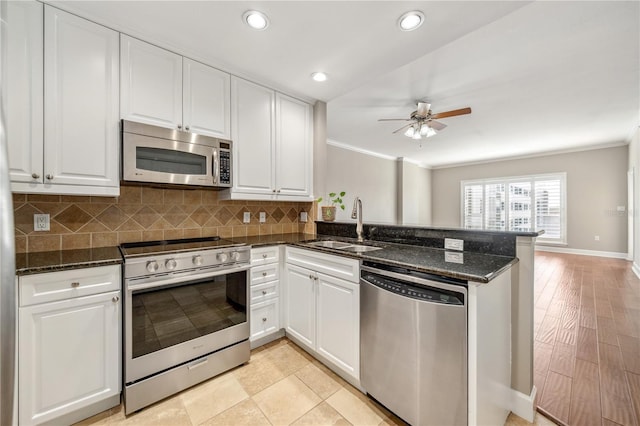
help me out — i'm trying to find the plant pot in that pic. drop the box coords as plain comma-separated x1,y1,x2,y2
321,206,336,221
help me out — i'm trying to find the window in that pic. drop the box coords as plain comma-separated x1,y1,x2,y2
461,173,566,244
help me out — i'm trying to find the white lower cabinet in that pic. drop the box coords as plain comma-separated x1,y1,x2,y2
249,247,282,346
284,247,360,382
18,265,121,425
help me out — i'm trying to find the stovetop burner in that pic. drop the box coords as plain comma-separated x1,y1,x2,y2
120,236,245,258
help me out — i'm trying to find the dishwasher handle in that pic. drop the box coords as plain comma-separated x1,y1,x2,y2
361,268,466,306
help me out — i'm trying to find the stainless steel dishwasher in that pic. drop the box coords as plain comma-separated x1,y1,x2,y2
360,262,468,426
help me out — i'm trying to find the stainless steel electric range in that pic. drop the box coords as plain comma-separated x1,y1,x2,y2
119,237,251,414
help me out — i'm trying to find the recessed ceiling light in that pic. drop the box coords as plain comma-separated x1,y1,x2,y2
311,72,328,82
243,10,269,30
398,11,424,31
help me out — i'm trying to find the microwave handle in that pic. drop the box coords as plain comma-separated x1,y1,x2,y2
213,149,219,184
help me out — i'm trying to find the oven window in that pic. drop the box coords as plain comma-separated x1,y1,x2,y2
131,271,246,358
136,146,207,175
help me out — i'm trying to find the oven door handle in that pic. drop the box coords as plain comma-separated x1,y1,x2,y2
126,263,250,292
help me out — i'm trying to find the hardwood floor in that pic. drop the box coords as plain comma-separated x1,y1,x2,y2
534,252,640,426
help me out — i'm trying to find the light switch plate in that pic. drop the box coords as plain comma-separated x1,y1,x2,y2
243,212,251,223
34,214,50,231
444,238,464,251
259,212,266,223
300,212,308,222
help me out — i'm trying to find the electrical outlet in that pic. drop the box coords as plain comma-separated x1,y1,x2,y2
444,238,464,251
594,235,600,241
243,212,251,223
445,251,464,264
259,212,266,223
300,212,308,222
34,214,50,232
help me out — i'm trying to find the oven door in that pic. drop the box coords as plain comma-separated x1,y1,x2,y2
124,264,249,384
122,132,215,187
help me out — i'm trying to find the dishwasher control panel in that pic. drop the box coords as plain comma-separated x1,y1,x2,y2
362,272,464,305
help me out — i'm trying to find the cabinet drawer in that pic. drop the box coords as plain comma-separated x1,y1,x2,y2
250,298,280,341
251,246,280,265
250,281,278,304
250,263,279,285
286,247,360,283
20,265,121,307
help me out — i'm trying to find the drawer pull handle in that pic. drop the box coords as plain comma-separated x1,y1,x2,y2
262,317,267,322
309,274,313,279
112,296,120,302
262,254,268,259
262,272,267,277
262,290,267,295
71,282,80,288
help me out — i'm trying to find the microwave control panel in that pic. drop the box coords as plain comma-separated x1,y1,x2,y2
219,150,231,185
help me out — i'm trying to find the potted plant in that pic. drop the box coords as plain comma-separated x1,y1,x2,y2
317,191,346,221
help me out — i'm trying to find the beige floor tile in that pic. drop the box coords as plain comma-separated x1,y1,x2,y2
112,397,191,426
180,372,249,425
291,401,350,426
234,353,287,395
326,388,383,426
295,363,342,399
503,411,558,426
265,342,313,376
200,398,270,426
253,375,322,425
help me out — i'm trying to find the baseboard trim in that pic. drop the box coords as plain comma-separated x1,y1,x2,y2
510,386,536,423
632,262,640,279
535,246,628,259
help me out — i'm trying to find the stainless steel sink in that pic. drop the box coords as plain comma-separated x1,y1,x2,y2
305,240,353,249
340,245,383,253
304,240,383,253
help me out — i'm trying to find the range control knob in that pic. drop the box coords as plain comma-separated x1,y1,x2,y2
165,259,177,270
217,252,228,262
192,255,203,266
230,251,240,261
146,261,159,273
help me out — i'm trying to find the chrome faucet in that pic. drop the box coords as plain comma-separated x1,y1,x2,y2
351,197,364,242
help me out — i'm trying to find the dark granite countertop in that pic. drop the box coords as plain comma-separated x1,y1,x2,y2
290,236,516,283
228,233,315,247
16,246,123,276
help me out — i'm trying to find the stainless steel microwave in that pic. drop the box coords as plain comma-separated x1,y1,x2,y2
121,120,232,188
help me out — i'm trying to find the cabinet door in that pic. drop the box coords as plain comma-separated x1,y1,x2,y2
19,291,121,425
250,298,279,341
284,264,315,350
317,273,360,380
6,0,43,184
44,6,119,188
231,77,275,195
183,58,230,139
120,35,182,129
275,93,312,196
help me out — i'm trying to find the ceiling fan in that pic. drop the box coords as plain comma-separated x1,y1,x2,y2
378,102,472,140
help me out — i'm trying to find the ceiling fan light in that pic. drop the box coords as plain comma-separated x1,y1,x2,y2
404,126,415,137
412,128,422,140
398,11,424,31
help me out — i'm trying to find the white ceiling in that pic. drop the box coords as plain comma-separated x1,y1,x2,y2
49,0,640,168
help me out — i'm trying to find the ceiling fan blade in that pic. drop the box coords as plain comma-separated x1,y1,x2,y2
431,107,472,119
429,120,447,131
416,102,431,118
392,123,414,134
378,118,412,122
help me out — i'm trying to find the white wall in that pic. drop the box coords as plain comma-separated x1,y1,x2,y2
432,145,629,254
630,127,640,272
398,159,432,225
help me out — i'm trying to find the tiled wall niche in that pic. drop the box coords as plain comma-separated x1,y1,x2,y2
13,186,315,253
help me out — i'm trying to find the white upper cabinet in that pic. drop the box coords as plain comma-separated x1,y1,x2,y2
231,77,275,196
44,6,120,190
6,0,43,185
226,77,313,201
7,4,119,196
275,93,312,197
121,36,231,139
120,35,182,130
183,58,231,138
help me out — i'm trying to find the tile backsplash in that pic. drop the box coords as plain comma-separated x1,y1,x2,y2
13,185,315,253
